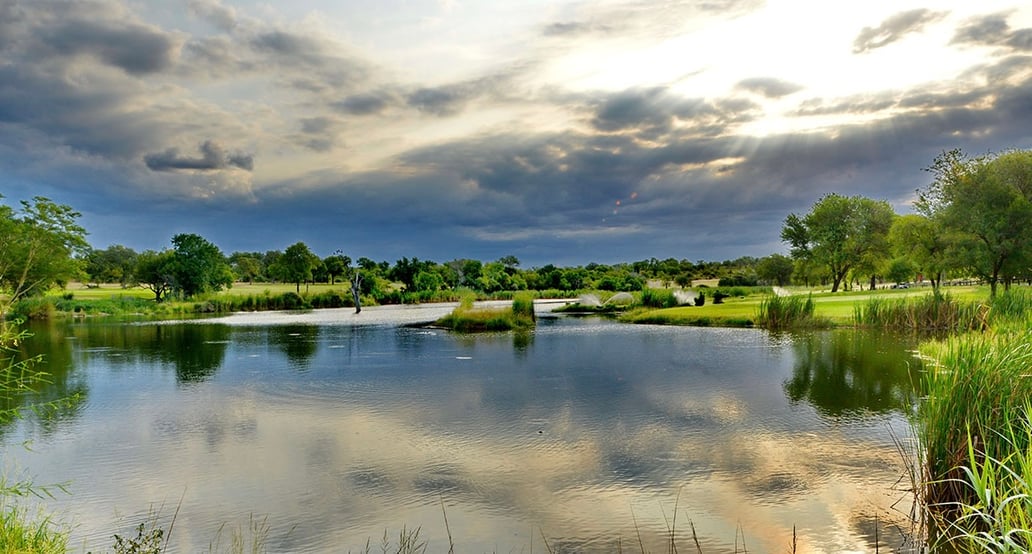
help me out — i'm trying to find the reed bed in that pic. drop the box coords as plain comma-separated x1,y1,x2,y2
434,293,536,332
756,293,829,330
918,327,1032,551
853,292,989,332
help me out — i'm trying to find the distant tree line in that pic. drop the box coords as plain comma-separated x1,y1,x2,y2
3,148,1031,308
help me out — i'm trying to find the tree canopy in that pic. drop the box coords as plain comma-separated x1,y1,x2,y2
272,242,321,293
0,196,88,309
917,149,1032,297
781,194,895,292
169,233,233,299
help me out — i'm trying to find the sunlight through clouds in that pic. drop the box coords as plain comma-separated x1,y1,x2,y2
0,0,1030,263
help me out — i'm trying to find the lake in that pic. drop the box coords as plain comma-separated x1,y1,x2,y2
3,303,924,553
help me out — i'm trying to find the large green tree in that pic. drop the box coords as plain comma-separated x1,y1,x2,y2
0,196,89,309
85,244,138,287
756,254,794,287
322,253,351,285
134,249,176,302
781,194,896,292
888,214,950,290
272,242,321,293
168,233,233,299
917,149,1032,297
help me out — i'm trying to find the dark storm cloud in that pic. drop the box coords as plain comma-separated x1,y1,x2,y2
333,92,396,115
144,141,254,172
588,87,759,138
405,68,527,116
852,9,946,53
176,7,372,92
735,78,803,99
40,18,179,74
952,12,1032,52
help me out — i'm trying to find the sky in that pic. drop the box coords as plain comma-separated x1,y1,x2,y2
1,0,1031,266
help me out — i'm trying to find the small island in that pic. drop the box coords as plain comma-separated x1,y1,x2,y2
433,293,536,332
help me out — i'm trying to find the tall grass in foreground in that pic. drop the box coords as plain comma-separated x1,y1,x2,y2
0,503,68,554
756,294,828,329
917,326,1032,551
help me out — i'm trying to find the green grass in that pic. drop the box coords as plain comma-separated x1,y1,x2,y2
434,294,536,332
0,503,68,554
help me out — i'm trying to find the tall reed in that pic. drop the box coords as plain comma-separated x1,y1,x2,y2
918,327,1032,550
854,292,988,332
756,294,825,329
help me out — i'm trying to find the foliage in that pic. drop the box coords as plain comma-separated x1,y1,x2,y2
112,522,165,554
889,214,949,289
134,249,176,302
321,254,351,285
755,254,794,286
0,196,89,310
885,256,917,286
782,193,895,292
85,244,139,287
271,242,320,293
917,149,1032,298
169,233,234,299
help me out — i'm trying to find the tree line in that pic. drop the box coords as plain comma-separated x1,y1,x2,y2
783,149,1032,297
2,148,1031,307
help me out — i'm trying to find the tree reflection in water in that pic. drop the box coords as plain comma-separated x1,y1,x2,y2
783,330,921,417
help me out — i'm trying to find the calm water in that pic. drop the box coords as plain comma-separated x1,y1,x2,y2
3,304,923,553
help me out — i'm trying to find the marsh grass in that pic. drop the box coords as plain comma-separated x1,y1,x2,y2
917,327,1032,551
434,293,536,332
0,503,68,554
756,294,829,330
854,292,989,332
640,287,678,309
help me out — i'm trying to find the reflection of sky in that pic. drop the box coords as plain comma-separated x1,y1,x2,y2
2,312,920,553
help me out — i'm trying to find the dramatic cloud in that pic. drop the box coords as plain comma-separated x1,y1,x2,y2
853,9,947,53
952,12,1032,52
1,0,1031,264
40,18,179,75
144,141,254,172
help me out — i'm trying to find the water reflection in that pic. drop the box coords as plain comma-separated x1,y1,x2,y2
269,325,320,370
4,314,919,553
1,321,88,439
783,330,920,417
